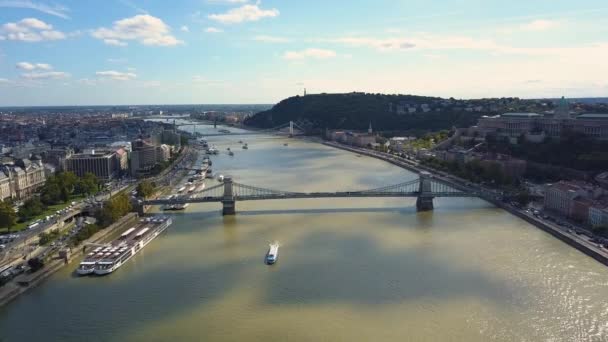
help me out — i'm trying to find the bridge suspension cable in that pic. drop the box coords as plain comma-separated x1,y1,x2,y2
358,179,420,194
232,182,303,198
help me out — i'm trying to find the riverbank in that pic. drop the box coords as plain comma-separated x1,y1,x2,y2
323,141,608,266
0,213,138,308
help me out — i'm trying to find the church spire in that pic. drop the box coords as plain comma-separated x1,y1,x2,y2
368,122,373,134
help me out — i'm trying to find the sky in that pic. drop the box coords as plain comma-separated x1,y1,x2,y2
0,0,607,106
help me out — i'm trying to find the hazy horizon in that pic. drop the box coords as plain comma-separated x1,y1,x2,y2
1,95,608,110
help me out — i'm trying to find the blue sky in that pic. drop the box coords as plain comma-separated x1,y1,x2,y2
0,0,607,105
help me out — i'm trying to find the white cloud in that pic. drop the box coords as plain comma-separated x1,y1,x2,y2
92,15,183,47
324,33,575,55
253,35,290,43
205,27,223,33
96,70,137,81
104,39,128,46
497,19,560,34
326,37,416,51
283,48,337,60
180,25,189,32
519,19,559,31
0,78,10,84
0,17,66,42
208,3,279,24
21,71,69,80
0,1,70,19
16,61,52,70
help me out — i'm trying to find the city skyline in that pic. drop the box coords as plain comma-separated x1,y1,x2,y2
1,0,608,105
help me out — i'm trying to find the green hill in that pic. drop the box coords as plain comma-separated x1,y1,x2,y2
244,92,488,133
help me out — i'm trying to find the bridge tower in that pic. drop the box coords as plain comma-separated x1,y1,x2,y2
416,171,434,211
289,121,294,137
222,176,236,215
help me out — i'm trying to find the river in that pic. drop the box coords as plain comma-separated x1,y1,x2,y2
1,123,608,341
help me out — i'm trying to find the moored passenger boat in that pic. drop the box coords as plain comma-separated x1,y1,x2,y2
75,217,172,276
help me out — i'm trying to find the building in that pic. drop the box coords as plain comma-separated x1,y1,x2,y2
388,137,415,152
544,182,586,217
115,148,128,174
596,172,608,190
544,181,606,222
10,141,51,160
589,205,608,228
65,152,117,180
571,198,593,223
129,140,159,176
157,144,171,162
44,148,74,171
1,159,46,200
0,172,10,201
477,97,608,142
327,130,376,148
43,164,56,178
161,129,181,150
352,134,376,147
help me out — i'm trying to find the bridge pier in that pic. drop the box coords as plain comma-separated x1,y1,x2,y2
416,171,435,212
222,199,236,215
416,196,434,211
222,177,236,215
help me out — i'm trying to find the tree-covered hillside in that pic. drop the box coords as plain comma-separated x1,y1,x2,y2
244,93,487,132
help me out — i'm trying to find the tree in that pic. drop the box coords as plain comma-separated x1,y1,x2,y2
76,172,99,195
57,172,78,194
514,190,532,207
95,193,132,227
136,181,155,199
27,257,45,272
180,135,189,146
0,201,17,232
38,230,60,246
69,224,100,247
18,197,46,222
41,175,62,205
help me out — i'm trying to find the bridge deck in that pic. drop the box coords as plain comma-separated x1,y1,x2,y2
144,191,478,205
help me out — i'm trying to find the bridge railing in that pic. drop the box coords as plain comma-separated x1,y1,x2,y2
152,175,478,204
359,179,420,194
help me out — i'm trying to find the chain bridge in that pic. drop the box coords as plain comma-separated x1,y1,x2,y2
141,172,480,215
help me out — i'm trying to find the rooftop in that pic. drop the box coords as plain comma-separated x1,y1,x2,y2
501,112,542,118
550,182,584,193
577,113,608,120
69,152,114,159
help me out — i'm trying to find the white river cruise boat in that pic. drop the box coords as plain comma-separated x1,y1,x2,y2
76,216,172,276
